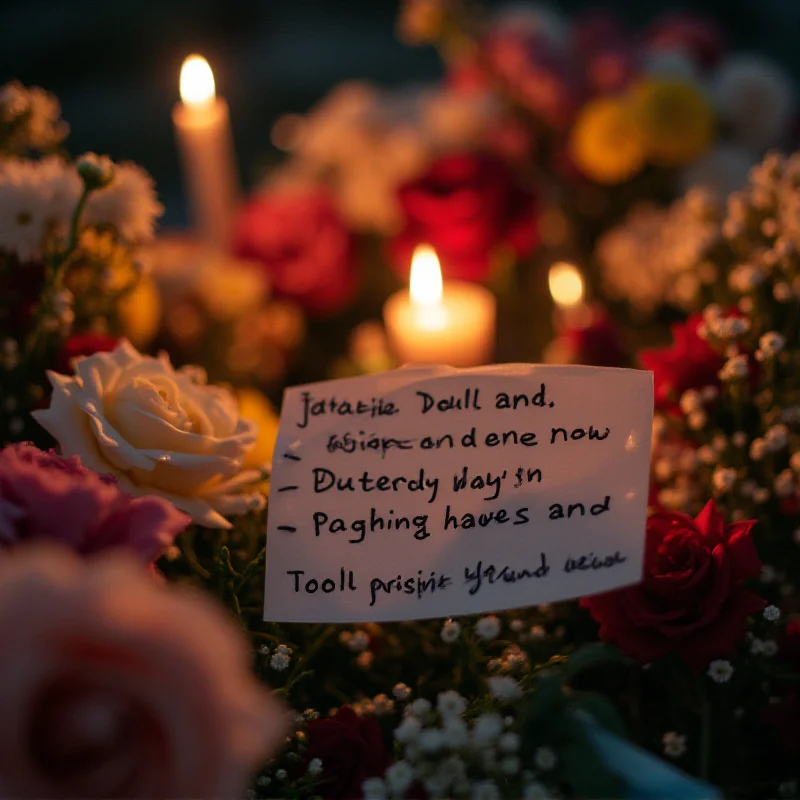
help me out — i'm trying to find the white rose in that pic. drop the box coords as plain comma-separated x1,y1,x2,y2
33,340,263,528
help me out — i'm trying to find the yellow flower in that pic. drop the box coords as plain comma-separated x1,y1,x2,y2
569,97,646,184
117,275,161,349
632,79,715,167
236,388,280,472
71,228,138,294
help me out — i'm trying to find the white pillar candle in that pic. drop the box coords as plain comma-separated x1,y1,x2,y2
172,54,240,246
383,244,496,367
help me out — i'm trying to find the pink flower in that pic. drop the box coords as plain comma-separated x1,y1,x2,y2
0,443,188,563
482,30,576,130
0,546,288,798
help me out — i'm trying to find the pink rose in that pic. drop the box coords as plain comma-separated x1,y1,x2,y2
0,443,188,564
0,547,288,798
232,189,358,316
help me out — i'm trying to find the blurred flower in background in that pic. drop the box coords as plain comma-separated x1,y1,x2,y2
389,152,539,282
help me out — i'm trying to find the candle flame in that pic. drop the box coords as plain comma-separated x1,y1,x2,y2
180,55,216,107
409,244,443,308
548,262,584,308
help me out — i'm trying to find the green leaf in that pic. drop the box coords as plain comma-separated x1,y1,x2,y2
520,675,566,726
564,642,632,680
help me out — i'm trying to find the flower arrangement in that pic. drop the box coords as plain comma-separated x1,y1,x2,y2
2,33,800,799
224,1,797,376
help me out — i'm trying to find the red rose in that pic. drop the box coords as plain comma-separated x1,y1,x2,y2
641,13,725,71
389,154,539,282
640,315,724,411
582,500,765,670
232,189,357,316
57,333,119,374
305,707,390,799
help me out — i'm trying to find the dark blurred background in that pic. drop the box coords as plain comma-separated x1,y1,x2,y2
3,0,798,227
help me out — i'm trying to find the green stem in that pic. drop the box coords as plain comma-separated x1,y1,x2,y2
234,546,265,595
24,185,92,357
178,531,211,581
284,625,335,685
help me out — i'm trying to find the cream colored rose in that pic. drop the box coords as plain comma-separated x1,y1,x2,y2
34,340,264,529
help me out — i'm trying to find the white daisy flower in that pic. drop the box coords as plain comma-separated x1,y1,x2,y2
83,162,163,243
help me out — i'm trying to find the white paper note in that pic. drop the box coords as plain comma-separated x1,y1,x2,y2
263,364,653,623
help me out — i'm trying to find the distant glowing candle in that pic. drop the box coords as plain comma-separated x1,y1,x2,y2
548,261,590,328
383,244,496,367
172,54,239,246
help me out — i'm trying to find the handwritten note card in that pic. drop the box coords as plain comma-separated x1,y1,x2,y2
264,364,653,623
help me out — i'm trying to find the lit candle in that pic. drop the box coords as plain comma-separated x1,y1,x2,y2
548,261,590,329
172,54,240,246
383,244,496,367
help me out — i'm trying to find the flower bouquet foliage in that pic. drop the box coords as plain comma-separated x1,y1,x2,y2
1,31,800,799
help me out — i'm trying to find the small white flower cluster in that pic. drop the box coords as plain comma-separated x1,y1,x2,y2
269,644,292,672
475,615,502,641
755,331,786,361
385,683,543,799
698,304,751,344
339,629,371,653
441,618,462,643
488,645,529,676
352,693,396,717
597,191,721,314
707,659,734,683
